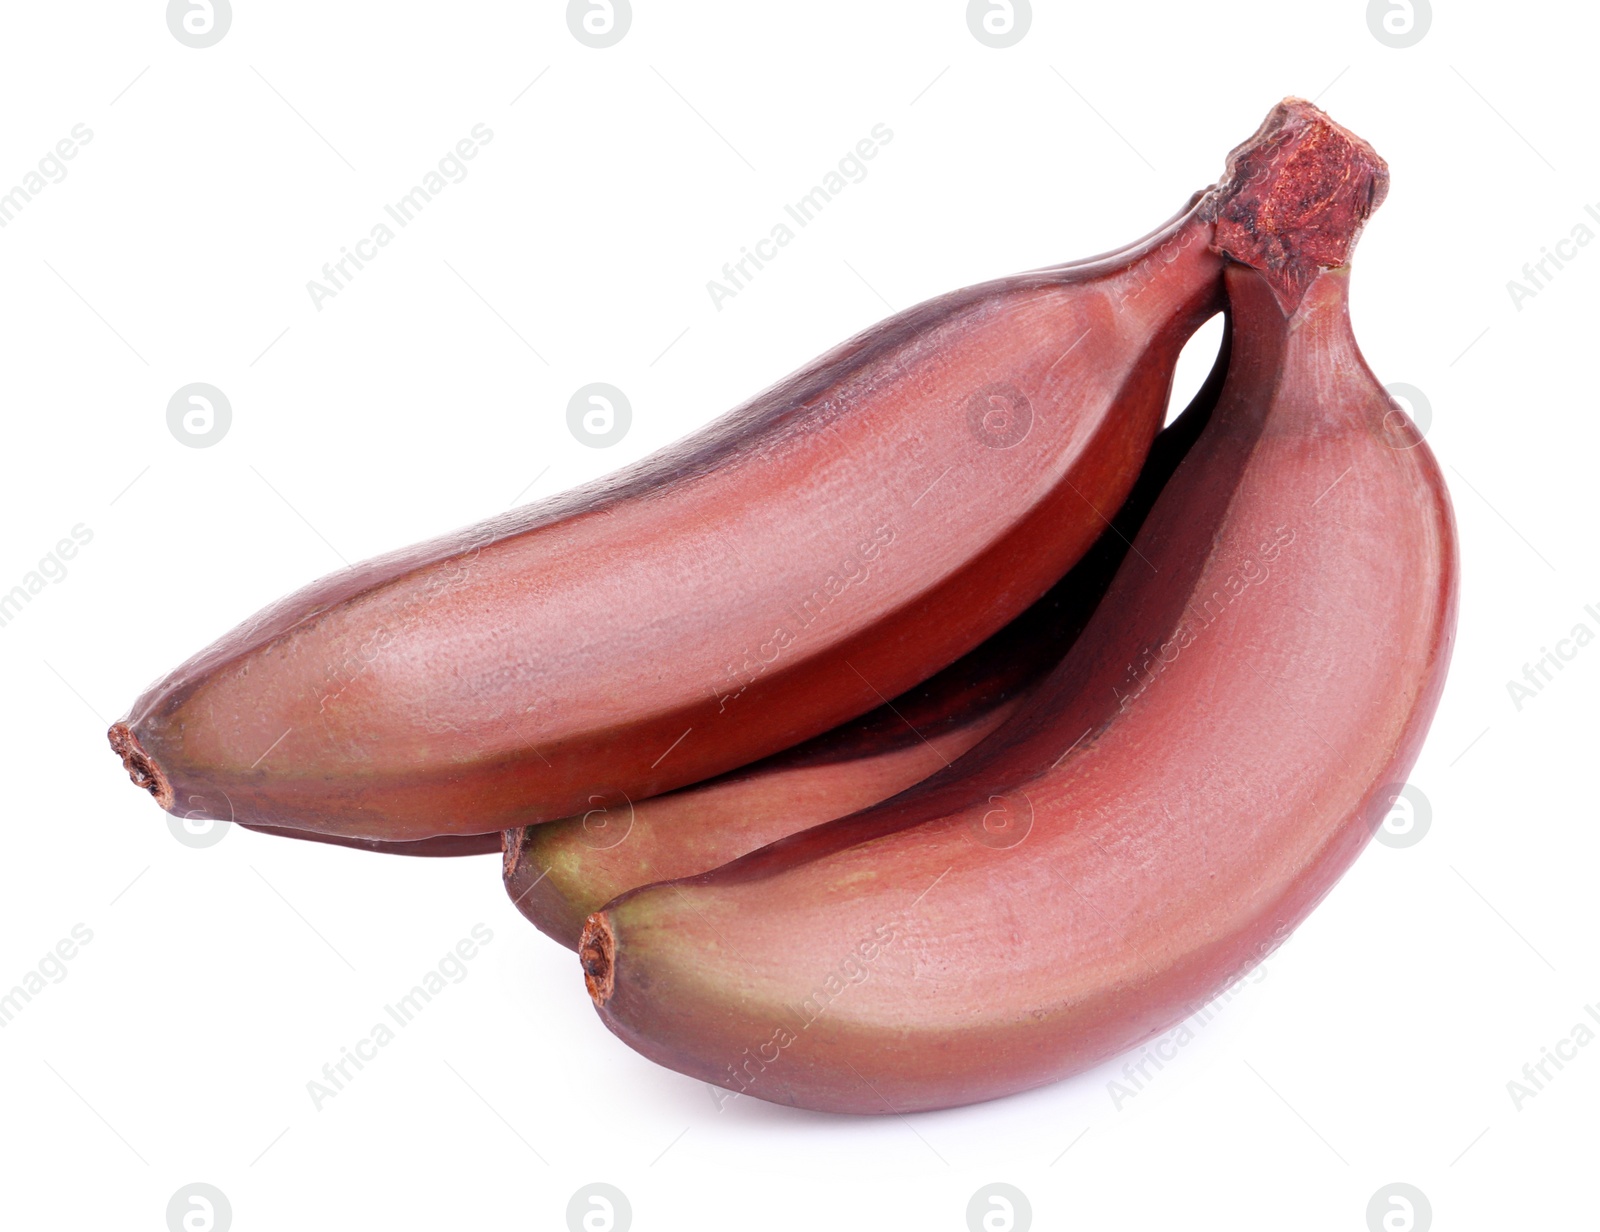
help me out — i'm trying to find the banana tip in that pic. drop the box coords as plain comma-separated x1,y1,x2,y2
107,722,173,810
580,913,616,1006
502,825,530,881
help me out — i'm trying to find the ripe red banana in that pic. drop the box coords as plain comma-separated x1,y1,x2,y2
103,103,1348,844
580,106,1458,1114
235,356,1223,869
504,336,1228,945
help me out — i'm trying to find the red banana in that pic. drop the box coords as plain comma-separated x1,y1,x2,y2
105,104,1347,843
580,104,1457,1114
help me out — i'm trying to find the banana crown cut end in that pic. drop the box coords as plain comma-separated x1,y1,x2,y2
1206,97,1391,312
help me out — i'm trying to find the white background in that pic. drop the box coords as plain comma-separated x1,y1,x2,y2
0,2,1592,1229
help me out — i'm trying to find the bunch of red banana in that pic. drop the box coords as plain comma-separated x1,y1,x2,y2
108,99,1455,1115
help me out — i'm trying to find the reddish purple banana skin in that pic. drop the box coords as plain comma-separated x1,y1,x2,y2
107,158,1261,842
503,336,1229,941
233,336,1228,864
582,106,1457,1114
